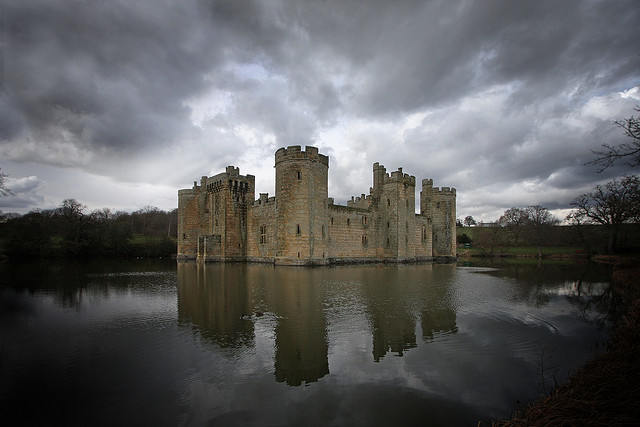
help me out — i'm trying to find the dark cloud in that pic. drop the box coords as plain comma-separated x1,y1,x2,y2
0,0,639,219
2,0,221,153
324,0,640,117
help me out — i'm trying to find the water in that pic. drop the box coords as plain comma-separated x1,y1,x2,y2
0,259,615,426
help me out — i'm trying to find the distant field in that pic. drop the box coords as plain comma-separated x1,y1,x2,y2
457,223,640,255
458,245,586,258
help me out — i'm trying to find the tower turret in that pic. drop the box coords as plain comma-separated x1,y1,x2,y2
421,179,456,258
274,146,329,264
177,183,202,260
178,166,255,261
370,164,416,260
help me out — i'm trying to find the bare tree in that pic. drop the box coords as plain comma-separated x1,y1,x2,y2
525,205,559,259
565,210,592,255
498,207,529,246
58,198,86,219
0,168,13,197
589,107,640,172
463,215,476,227
569,174,640,253
57,199,87,247
473,222,502,257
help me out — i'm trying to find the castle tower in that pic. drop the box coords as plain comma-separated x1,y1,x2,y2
177,182,203,260
274,146,329,265
177,167,255,261
421,179,456,258
385,168,416,260
370,164,416,260
208,166,255,260
372,162,386,199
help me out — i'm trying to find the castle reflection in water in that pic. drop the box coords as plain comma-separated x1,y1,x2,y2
177,262,458,386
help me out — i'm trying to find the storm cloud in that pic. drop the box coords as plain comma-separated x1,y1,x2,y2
1,0,639,220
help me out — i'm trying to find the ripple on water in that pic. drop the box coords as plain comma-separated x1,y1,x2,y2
457,304,563,357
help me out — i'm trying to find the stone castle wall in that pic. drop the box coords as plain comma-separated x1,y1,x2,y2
177,187,200,260
327,204,375,261
177,146,456,264
247,193,277,261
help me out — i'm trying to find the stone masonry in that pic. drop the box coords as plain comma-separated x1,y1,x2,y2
177,146,456,265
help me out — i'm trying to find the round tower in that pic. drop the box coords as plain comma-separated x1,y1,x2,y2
274,146,329,265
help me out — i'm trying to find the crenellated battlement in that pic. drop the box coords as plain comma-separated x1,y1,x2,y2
422,179,456,196
275,145,329,166
253,193,276,206
385,167,416,186
198,166,256,193
226,166,240,176
347,193,372,209
373,163,416,189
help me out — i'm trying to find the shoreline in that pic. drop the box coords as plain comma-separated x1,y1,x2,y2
494,255,640,425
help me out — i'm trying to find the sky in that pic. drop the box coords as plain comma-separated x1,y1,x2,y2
1,0,639,222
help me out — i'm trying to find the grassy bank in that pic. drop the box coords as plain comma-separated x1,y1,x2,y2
495,256,640,425
457,246,586,259
457,223,640,256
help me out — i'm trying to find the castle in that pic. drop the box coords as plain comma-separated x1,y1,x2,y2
177,146,456,265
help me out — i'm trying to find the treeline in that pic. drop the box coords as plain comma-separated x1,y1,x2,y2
459,222,640,256
0,199,178,259
458,205,562,257
459,173,640,256
458,203,640,256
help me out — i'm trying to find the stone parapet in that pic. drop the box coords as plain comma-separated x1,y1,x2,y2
347,193,372,209
386,167,416,186
275,145,329,167
422,179,456,195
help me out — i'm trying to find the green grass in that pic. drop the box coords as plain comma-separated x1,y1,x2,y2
459,245,585,257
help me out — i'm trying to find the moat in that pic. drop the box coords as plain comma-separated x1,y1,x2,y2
0,259,614,426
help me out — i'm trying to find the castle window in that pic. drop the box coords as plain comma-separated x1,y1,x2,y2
297,171,301,180
260,226,266,244
296,224,301,235
347,218,350,226
298,252,300,258
331,217,334,225
362,216,368,225
422,226,427,241
387,221,390,228
386,238,390,247
362,235,368,246
387,199,391,207
183,233,186,240
322,225,325,237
